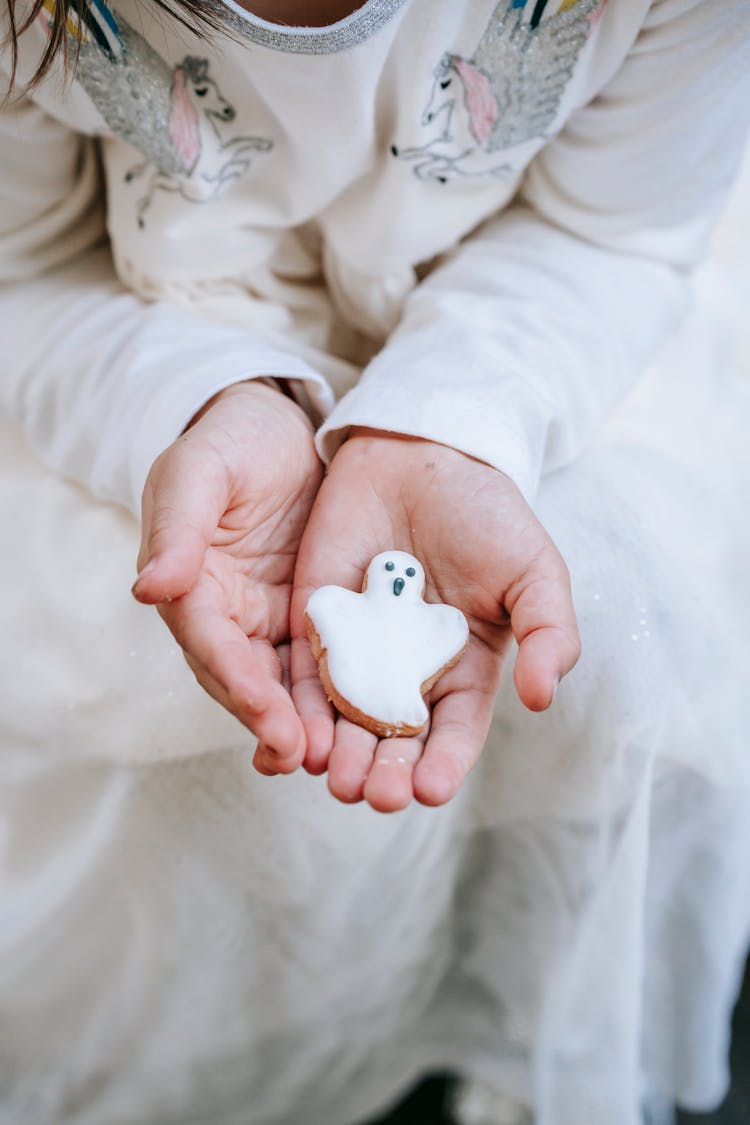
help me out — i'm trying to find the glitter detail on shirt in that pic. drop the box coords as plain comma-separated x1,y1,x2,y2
36,0,274,226
392,0,603,183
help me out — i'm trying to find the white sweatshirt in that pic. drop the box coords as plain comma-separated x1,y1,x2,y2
1,0,748,514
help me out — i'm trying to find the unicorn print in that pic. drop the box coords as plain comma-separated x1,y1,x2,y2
38,0,273,226
392,0,602,183
122,56,273,227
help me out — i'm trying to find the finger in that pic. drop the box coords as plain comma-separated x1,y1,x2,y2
186,663,296,777
183,656,262,758
253,734,302,776
277,643,292,696
411,628,508,807
362,736,425,813
183,644,303,771
167,597,305,764
504,551,581,712
252,642,295,777
252,745,283,777
133,438,228,604
412,682,497,807
291,636,336,775
326,720,378,804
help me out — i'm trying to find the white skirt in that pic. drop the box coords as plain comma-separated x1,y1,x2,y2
1,179,750,1125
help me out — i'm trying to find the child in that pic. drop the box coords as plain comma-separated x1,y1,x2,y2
1,1,749,1122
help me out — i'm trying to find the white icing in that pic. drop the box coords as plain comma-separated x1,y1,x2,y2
305,551,469,730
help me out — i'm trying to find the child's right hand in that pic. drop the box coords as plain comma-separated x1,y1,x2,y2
132,380,323,773
289,429,580,811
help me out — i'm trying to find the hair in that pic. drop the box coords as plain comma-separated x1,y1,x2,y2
3,0,226,93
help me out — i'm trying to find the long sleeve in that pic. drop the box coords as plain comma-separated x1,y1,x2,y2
317,0,750,501
0,94,332,515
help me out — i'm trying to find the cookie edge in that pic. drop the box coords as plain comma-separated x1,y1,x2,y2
304,612,468,740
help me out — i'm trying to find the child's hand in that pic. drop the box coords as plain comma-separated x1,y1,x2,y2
132,381,323,772
289,428,580,811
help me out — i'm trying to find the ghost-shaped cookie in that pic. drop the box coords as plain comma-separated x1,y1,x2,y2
305,550,469,738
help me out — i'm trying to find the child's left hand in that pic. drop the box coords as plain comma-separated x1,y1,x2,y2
131,380,323,769
287,428,580,811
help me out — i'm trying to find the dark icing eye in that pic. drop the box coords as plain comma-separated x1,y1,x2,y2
406,567,416,578
194,86,208,97
440,78,452,89
385,561,395,572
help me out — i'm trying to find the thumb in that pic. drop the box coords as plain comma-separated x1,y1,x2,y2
504,543,581,712
132,435,229,604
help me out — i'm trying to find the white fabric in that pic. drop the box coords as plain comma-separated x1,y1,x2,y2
1,142,750,1125
2,2,750,1122
2,1,749,509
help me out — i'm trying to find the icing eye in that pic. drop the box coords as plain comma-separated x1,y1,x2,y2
406,567,416,578
385,561,395,572
440,78,452,89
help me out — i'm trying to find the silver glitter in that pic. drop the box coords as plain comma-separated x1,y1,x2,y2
394,0,600,182
76,24,188,177
471,0,601,150
207,0,409,55
64,9,272,224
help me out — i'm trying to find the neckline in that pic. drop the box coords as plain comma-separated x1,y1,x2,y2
212,0,409,53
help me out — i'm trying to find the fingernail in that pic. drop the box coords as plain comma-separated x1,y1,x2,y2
131,559,157,593
137,559,158,581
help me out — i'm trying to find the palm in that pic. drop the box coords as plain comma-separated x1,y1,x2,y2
134,382,323,767
187,462,319,644
291,430,579,810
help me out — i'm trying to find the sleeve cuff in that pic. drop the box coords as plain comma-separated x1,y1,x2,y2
314,324,554,503
128,352,332,515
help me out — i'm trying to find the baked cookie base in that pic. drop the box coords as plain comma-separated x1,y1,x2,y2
305,614,467,740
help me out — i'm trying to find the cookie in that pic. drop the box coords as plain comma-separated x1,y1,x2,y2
305,550,469,738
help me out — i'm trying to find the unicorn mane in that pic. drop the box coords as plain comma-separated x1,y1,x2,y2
452,57,498,147
169,65,200,172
